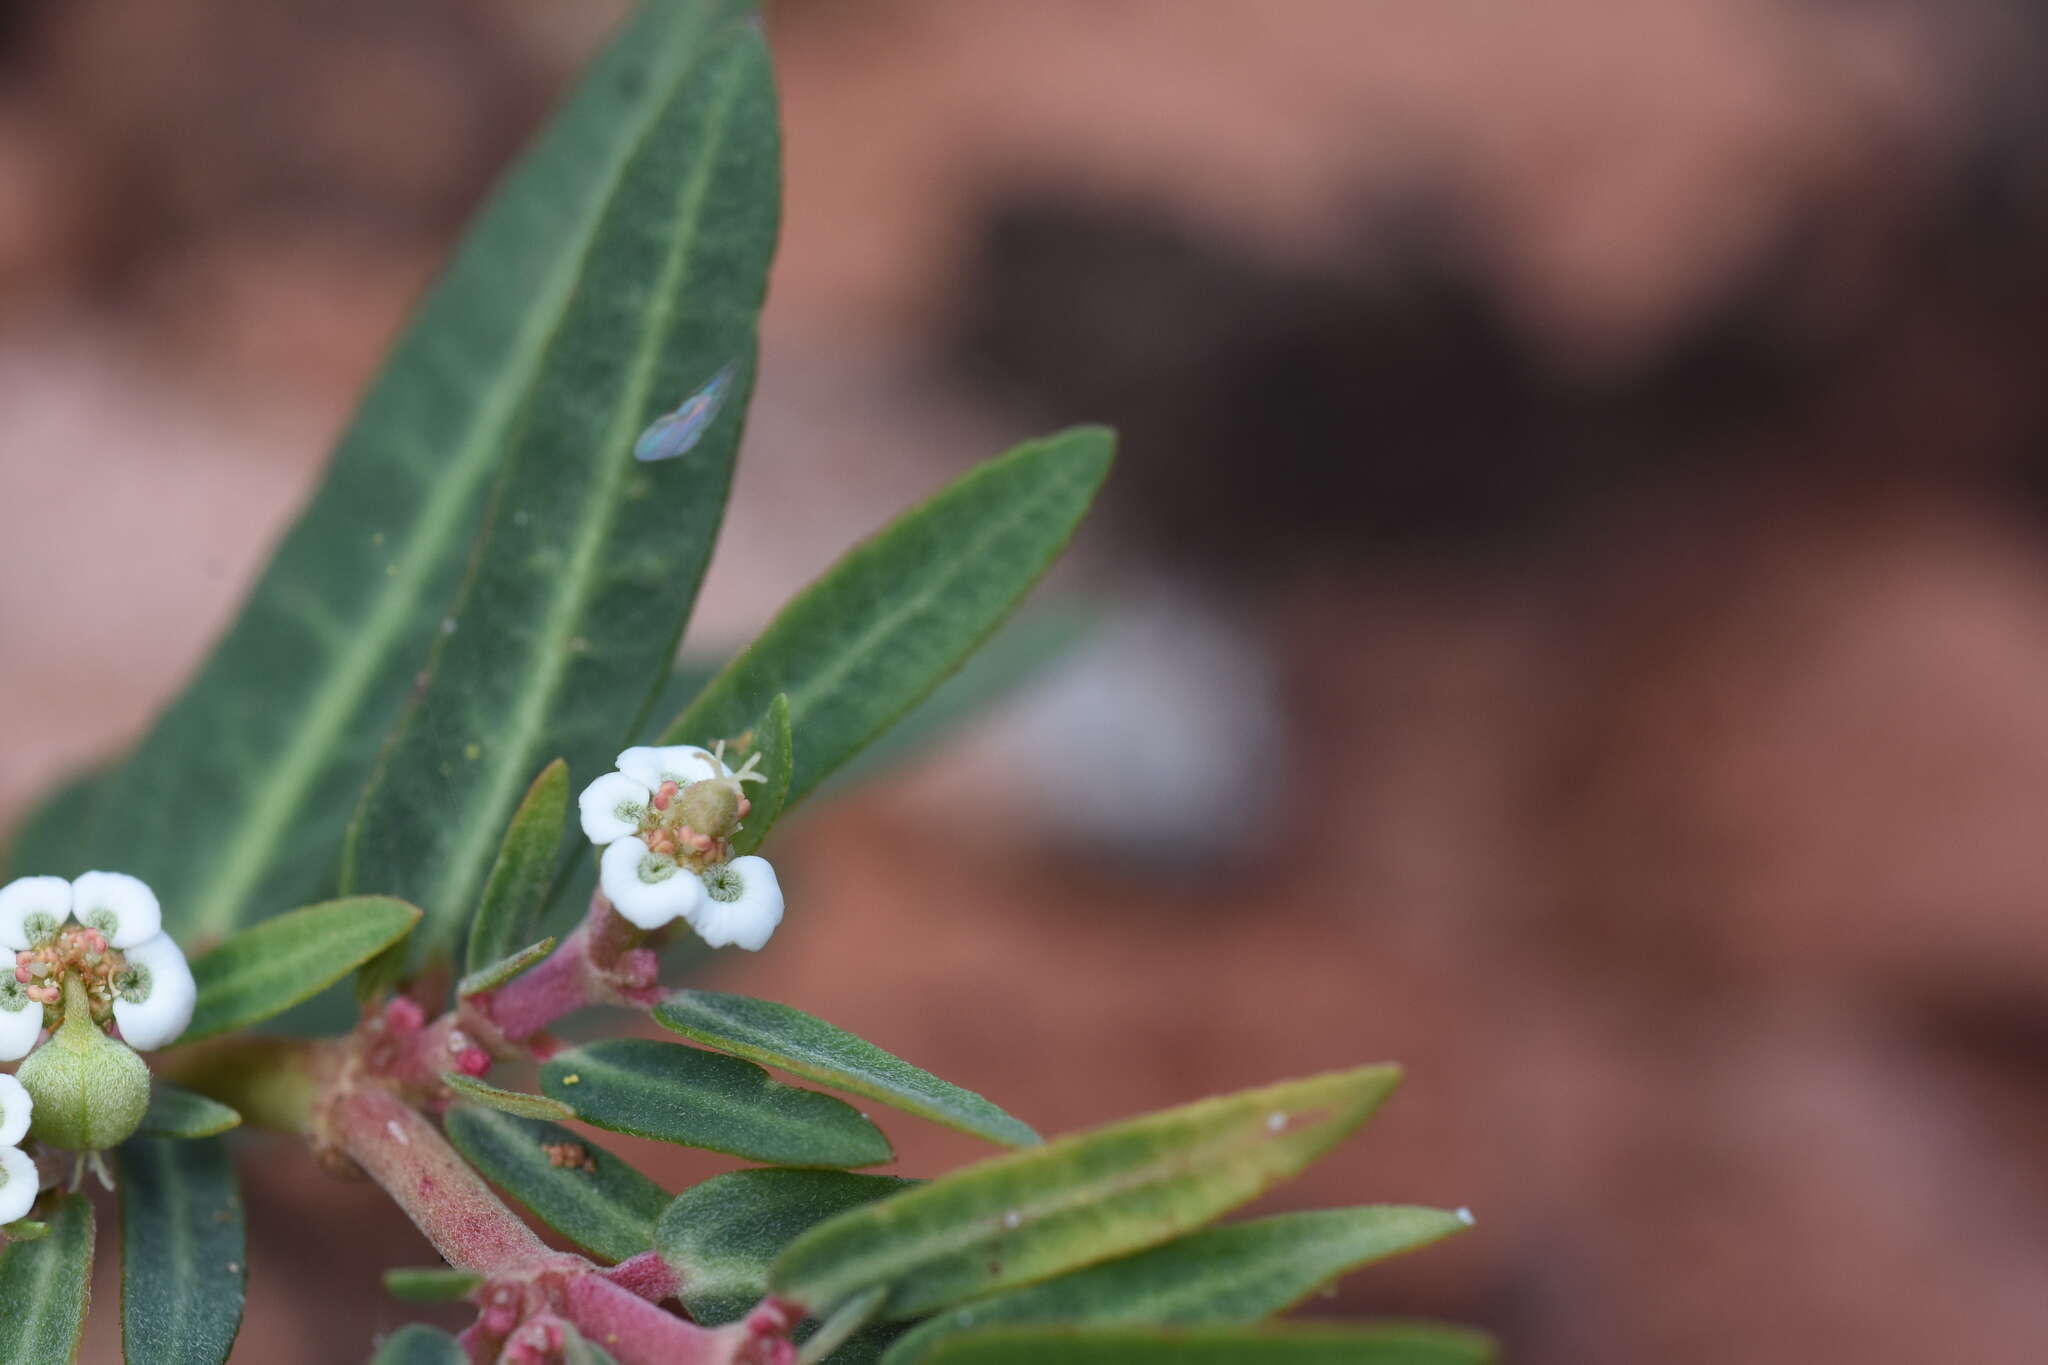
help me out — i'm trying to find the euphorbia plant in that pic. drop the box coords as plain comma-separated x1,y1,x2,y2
0,4,1490,1363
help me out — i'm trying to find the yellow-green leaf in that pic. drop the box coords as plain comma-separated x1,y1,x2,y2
771,1066,1400,1320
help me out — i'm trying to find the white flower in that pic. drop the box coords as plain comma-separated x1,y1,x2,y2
578,770,652,846
0,872,161,952
0,876,71,951
694,856,783,951
113,932,196,1052
579,745,782,949
0,981,43,1064
0,872,193,1055
600,836,706,931
0,1144,37,1225
614,744,723,793
69,872,162,949
0,1073,30,1148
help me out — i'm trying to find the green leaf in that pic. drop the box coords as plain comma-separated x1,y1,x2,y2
2,762,113,881
119,1137,246,1365
822,608,1090,794
906,1324,1495,1365
184,897,421,1043
457,936,557,999
655,991,1037,1148
883,1207,1473,1364
0,1193,92,1363
368,1325,468,1365
344,16,780,958
440,1074,577,1122
657,427,1114,807
464,762,570,974
771,1065,1401,1320
542,1040,893,1169
798,1286,888,1365
25,2,765,942
656,1168,918,1325
443,1105,669,1264
382,1267,484,1305
730,694,793,855
136,1085,242,1140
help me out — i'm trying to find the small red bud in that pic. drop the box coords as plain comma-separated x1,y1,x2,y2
457,1047,491,1077
385,996,426,1034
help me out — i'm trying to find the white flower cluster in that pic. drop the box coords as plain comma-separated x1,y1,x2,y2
579,744,784,950
0,1072,32,1224
0,873,196,1059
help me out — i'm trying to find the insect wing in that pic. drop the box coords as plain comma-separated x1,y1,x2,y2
633,363,738,463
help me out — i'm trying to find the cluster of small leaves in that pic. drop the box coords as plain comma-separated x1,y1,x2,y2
0,2,1489,1363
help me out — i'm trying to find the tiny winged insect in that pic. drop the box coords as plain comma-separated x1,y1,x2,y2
634,363,738,463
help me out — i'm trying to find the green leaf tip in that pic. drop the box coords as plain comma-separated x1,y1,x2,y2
457,936,558,999
654,990,1039,1148
185,896,422,1043
136,1084,243,1139
882,1204,1474,1364
440,1074,576,1122
658,424,1116,812
382,1266,485,1305
541,1039,894,1169
770,1063,1400,1321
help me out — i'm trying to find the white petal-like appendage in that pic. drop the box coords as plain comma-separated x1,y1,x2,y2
600,837,707,930
578,771,650,846
0,1144,37,1225
0,984,40,1063
113,933,197,1051
0,1072,30,1148
71,871,161,949
694,855,784,951
615,745,721,791
0,876,71,950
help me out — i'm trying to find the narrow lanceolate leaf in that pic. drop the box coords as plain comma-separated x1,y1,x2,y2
137,1085,242,1140
344,18,781,957
730,694,792,855
382,1267,484,1305
771,1065,1401,1321
26,2,764,942
907,1324,1496,1365
542,1040,893,1169
119,1137,246,1365
457,936,556,999
464,762,570,974
441,1074,577,1122
883,1207,1473,1364
655,991,1037,1148
658,427,1115,807
443,1105,669,1264
369,1325,468,1365
656,1169,918,1325
0,1193,92,1363
822,608,1090,795
184,897,421,1043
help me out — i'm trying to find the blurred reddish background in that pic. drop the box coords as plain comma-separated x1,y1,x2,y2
6,1,2048,1361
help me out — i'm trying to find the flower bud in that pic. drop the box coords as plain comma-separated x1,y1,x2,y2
17,976,150,1152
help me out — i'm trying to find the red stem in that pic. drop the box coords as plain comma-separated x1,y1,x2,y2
479,893,664,1044
332,1084,551,1275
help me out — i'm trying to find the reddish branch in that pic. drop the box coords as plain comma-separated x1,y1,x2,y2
275,894,790,1364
